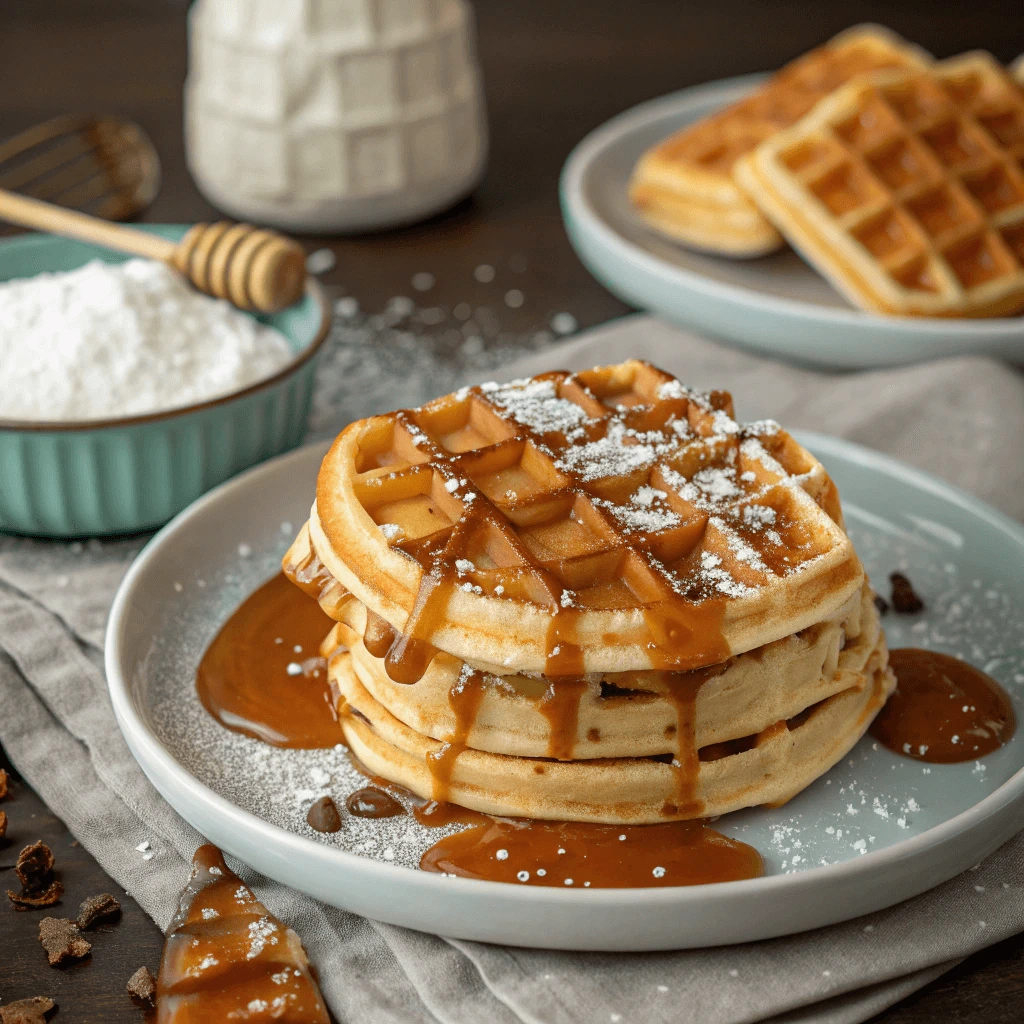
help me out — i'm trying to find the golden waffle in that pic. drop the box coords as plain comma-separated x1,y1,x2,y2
629,25,931,257
736,52,1024,316
290,360,864,680
322,583,873,761
330,623,893,823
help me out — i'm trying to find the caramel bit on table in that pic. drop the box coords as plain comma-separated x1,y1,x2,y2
126,965,157,1006
0,768,9,800
7,880,64,911
8,841,62,910
306,795,343,833
0,996,56,1024
0,808,6,838
15,841,55,892
77,892,122,929
890,572,924,614
38,916,91,965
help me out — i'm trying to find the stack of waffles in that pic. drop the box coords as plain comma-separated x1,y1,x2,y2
631,25,1024,318
629,25,931,257
284,361,895,824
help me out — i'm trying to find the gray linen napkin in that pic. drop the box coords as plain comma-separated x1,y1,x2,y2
2,314,1024,1024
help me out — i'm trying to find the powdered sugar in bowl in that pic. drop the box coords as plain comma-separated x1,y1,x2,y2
0,226,330,537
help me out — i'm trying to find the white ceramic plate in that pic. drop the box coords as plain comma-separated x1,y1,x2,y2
560,75,1024,370
106,435,1024,951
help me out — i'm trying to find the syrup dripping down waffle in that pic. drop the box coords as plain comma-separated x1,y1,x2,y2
321,584,872,762
329,622,893,823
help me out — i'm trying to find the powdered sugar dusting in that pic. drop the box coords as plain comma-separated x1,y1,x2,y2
554,422,656,481
480,377,592,440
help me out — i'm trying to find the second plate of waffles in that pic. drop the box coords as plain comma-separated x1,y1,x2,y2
560,30,1024,368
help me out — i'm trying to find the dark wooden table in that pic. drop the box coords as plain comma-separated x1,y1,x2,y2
2,1,1024,1019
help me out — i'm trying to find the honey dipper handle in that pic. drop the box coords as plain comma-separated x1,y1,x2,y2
0,187,174,262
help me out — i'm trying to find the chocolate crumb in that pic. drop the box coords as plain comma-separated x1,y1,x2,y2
77,892,121,929
126,965,157,1006
306,795,342,833
0,996,56,1024
0,769,9,800
0,809,6,838
890,572,924,614
38,916,91,965
15,841,55,893
8,880,63,910
874,594,890,616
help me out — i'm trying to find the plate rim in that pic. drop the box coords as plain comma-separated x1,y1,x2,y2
104,431,1024,923
559,74,1024,338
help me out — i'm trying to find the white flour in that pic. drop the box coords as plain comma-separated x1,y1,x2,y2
0,258,294,421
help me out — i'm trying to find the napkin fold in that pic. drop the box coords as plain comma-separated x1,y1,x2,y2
2,314,1023,1024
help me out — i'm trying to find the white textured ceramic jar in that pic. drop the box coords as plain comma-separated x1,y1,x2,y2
184,0,488,233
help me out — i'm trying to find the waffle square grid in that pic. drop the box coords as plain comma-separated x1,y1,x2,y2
738,51,1024,316
627,24,930,256
309,360,862,675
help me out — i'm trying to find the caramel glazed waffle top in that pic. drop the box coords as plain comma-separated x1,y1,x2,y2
289,360,863,681
628,24,932,257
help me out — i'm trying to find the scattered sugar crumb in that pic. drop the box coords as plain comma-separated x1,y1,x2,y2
306,248,336,275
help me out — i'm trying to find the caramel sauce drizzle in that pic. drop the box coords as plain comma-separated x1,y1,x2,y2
871,648,1016,763
539,609,588,760
363,608,399,659
196,574,341,749
286,542,351,613
658,670,714,817
425,668,487,801
346,786,405,819
157,844,329,1023
413,800,493,829
420,818,762,888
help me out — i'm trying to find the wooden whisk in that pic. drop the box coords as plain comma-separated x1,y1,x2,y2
0,188,307,313
0,114,161,222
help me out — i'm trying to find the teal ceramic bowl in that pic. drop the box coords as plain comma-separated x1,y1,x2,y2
0,226,331,537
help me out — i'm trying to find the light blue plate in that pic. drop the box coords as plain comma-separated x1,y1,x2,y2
560,75,1024,370
106,433,1024,949
0,227,330,538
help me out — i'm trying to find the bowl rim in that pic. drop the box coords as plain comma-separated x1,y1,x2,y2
0,275,332,433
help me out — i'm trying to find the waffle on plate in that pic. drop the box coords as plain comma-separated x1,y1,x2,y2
629,24,931,257
736,51,1024,316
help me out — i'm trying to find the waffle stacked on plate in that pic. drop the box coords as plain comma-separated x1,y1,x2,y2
737,52,1024,316
629,24,931,257
284,361,894,824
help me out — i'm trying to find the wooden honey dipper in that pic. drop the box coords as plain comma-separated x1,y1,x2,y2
0,187,307,313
